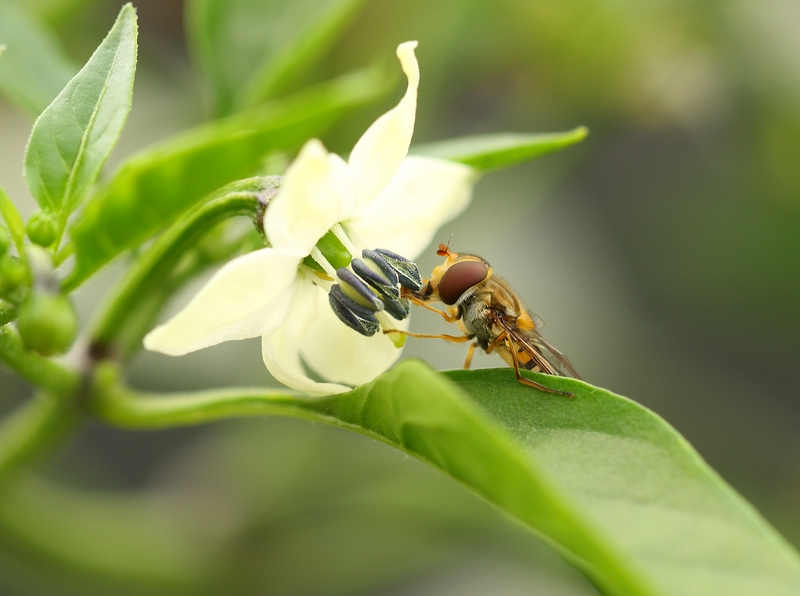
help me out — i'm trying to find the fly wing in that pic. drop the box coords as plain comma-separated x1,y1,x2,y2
525,332,582,379
493,316,564,377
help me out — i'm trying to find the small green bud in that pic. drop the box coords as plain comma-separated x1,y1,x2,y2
16,292,78,356
0,256,29,298
0,226,10,256
26,210,58,247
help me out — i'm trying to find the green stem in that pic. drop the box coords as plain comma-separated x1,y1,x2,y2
90,363,324,429
0,327,81,397
0,317,83,485
53,241,75,266
89,177,278,355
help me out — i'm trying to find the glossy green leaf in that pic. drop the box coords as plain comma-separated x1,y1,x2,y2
312,363,800,596
23,4,137,217
0,2,77,117
411,126,589,173
187,0,368,114
64,66,388,291
94,361,800,596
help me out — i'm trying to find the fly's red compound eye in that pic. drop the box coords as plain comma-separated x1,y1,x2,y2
438,260,489,305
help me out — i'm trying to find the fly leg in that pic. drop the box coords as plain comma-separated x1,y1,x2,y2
503,332,574,398
382,329,472,343
463,342,477,369
403,293,459,323
484,334,505,354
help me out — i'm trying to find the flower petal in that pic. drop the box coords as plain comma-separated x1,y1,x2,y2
348,156,476,259
144,248,298,356
348,41,419,212
261,276,351,396
299,287,409,387
264,140,355,256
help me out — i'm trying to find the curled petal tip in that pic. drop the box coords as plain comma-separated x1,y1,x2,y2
396,41,419,88
298,138,328,160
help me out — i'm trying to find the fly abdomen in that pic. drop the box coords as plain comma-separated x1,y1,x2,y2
517,345,542,372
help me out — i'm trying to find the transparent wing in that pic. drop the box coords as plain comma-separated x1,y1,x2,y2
525,331,582,379
494,316,581,379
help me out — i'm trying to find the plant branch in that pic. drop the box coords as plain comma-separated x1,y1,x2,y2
88,177,280,357
0,327,81,397
90,363,324,429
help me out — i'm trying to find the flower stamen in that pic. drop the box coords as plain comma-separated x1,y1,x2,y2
327,247,421,342
309,246,339,279
331,223,361,256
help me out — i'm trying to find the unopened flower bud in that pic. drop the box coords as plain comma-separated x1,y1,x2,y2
26,210,58,247
0,256,29,299
16,291,78,356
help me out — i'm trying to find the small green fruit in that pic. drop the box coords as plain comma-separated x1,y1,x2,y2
26,211,58,247
16,292,78,356
0,256,29,298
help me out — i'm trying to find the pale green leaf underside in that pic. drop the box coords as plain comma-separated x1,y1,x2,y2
23,3,137,216
411,126,588,172
307,363,800,596
0,3,77,117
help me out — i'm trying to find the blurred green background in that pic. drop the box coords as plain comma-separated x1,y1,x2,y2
1,0,799,593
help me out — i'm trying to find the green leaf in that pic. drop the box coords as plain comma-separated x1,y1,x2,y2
313,363,800,596
23,3,137,217
411,127,589,173
64,66,388,291
187,0,369,114
0,185,26,254
94,362,800,595
0,2,77,117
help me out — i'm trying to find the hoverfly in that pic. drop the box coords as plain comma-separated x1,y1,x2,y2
387,244,581,397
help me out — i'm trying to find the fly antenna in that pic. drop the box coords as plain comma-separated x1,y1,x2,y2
437,234,454,257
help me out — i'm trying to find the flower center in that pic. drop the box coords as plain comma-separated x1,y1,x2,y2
303,224,422,347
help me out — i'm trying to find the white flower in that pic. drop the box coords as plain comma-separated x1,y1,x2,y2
144,42,476,395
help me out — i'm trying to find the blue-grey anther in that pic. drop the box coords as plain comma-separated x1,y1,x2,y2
383,297,410,320
362,250,399,284
330,284,379,318
374,248,423,291
352,257,400,302
336,268,383,311
329,286,379,336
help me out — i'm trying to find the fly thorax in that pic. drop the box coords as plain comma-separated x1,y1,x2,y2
460,297,492,341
